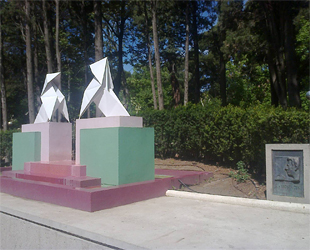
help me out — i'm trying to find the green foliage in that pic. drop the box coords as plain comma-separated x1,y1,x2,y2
226,56,270,107
295,12,310,62
142,103,310,174
295,11,310,92
229,161,250,183
0,129,19,166
126,67,173,114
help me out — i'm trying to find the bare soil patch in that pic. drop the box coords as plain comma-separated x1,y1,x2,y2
155,158,266,200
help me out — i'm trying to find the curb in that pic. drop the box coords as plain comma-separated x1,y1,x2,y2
166,190,310,214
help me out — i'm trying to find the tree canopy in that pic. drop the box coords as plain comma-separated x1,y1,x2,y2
1,0,309,130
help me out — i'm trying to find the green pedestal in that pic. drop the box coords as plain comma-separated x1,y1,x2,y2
12,132,41,170
80,127,154,185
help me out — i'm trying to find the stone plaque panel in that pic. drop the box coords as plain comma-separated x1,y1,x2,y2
272,150,303,197
266,144,310,204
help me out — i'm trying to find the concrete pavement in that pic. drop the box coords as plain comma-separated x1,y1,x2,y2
1,192,309,249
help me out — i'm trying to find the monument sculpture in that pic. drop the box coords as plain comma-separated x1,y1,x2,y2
34,72,69,123
79,58,129,118
76,57,154,186
13,72,72,165
0,58,212,212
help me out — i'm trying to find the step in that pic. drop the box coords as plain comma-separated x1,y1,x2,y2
3,171,101,188
24,162,86,177
65,176,101,188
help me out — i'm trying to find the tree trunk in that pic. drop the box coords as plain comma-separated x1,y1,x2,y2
54,0,62,121
55,0,61,73
144,1,157,110
0,11,7,131
43,0,54,73
81,1,90,118
217,0,226,107
171,63,180,107
94,1,103,62
151,0,164,110
192,1,200,103
113,1,127,99
114,28,124,97
219,50,226,107
267,53,279,106
184,3,189,106
285,7,300,108
25,0,35,123
33,22,41,113
262,1,287,109
94,0,103,116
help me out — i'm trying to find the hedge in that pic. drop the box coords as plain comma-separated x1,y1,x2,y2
141,103,310,174
1,103,309,174
0,129,19,167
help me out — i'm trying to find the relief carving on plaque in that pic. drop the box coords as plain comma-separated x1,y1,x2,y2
274,156,300,183
272,150,304,198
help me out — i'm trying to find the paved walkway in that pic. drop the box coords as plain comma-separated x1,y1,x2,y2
1,192,309,249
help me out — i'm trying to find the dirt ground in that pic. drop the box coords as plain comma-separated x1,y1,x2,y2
155,158,267,200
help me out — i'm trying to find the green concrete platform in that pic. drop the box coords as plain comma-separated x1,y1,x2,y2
80,127,154,186
12,132,41,171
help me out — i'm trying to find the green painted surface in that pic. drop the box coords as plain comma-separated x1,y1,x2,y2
80,127,154,185
80,128,119,185
118,128,154,184
12,132,41,170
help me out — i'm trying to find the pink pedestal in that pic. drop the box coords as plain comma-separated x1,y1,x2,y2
0,164,213,212
22,122,72,162
75,117,143,164
24,162,86,177
2,162,101,188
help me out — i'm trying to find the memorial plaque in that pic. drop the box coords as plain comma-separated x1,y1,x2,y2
272,150,304,198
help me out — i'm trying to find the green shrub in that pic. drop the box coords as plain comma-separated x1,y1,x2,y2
229,161,250,183
141,103,310,174
0,129,19,166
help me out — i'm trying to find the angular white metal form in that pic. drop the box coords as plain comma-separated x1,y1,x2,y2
34,72,69,123
79,58,129,118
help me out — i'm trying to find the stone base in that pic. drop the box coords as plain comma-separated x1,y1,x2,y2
22,122,72,162
75,116,143,164
12,132,41,170
266,144,310,204
0,167,213,212
2,162,101,188
80,127,154,186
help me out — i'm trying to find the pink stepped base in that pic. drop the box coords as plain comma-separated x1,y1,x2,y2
2,162,101,188
0,163,213,212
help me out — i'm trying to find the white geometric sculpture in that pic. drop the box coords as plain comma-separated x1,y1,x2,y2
79,57,129,118
34,72,70,123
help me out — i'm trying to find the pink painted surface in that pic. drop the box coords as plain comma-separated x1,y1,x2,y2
71,165,86,177
0,167,213,212
10,173,101,188
65,176,101,188
0,167,12,173
15,173,66,185
24,162,86,177
2,170,23,178
0,177,92,211
5,162,99,188
22,122,72,162
75,117,143,164
24,162,72,177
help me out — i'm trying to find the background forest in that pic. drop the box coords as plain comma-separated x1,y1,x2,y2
0,0,309,173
